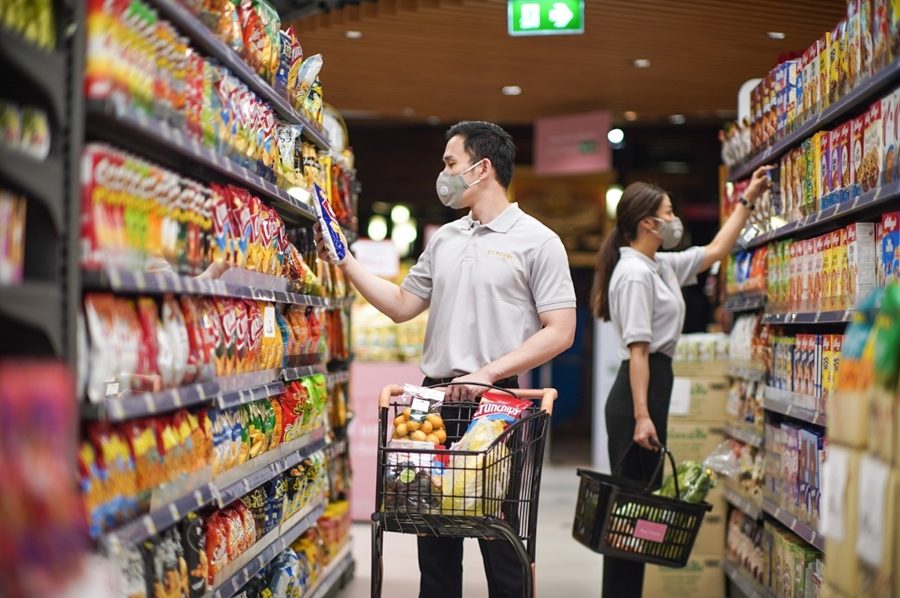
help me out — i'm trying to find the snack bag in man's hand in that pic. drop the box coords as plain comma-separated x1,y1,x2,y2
312,184,347,264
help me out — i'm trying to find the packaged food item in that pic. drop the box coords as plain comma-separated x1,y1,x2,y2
850,115,864,198
862,99,883,192
241,487,268,539
85,294,123,402
830,20,846,104
115,545,149,598
88,423,140,530
180,513,208,598
839,121,853,203
214,299,238,375
124,419,164,511
279,382,305,442
291,54,324,112
161,296,190,387
835,227,849,310
204,512,229,586
873,0,893,70
848,0,863,89
0,192,26,285
883,211,900,284
19,107,51,160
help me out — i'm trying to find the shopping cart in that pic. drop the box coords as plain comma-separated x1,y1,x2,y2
572,444,712,568
370,383,557,598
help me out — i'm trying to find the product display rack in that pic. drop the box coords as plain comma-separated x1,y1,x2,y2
0,0,359,593
305,542,355,598
721,559,775,598
724,292,767,313
717,27,900,596
723,485,763,521
723,423,765,449
729,57,900,181
0,0,79,360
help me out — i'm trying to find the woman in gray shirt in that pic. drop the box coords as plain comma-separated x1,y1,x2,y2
589,165,771,597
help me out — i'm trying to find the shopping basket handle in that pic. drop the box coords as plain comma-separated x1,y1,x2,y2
377,384,557,415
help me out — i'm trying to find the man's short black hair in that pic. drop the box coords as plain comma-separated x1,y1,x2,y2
446,121,516,188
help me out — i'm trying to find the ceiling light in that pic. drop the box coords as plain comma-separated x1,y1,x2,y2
502,85,522,96
606,185,624,219
767,31,786,40
345,30,363,39
367,215,387,241
624,111,638,122
607,128,625,145
633,59,651,69
669,114,687,125
390,204,411,224
426,116,441,125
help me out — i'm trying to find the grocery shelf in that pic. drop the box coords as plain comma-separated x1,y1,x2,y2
282,363,328,382
723,486,763,520
0,146,63,232
81,379,221,421
215,429,326,507
721,559,774,598
761,310,854,325
0,282,62,354
736,179,900,251
327,369,351,389
327,438,348,459
724,424,765,448
145,0,330,151
85,100,317,224
206,500,325,598
762,496,825,551
82,266,328,307
729,58,900,181
727,363,767,383
99,428,326,555
724,293,767,313
0,27,66,118
763,387,826,427
216,381,286,411
326,295,357,309
306,543,355,598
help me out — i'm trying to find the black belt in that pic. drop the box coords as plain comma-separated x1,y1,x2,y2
423,375,519,388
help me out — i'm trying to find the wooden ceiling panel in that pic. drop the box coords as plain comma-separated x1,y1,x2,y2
292,0,847,124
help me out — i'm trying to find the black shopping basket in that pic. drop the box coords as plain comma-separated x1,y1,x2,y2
370,383,557,598
572,444,712,568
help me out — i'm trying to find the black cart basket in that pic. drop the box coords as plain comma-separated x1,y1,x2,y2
572,445,713,568
370,383,557,598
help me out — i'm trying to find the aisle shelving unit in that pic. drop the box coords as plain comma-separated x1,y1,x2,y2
0,0,363,593
718,31,900,598
721,559,775,598
723,485,763,521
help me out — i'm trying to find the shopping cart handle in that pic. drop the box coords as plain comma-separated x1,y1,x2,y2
377,385,557,415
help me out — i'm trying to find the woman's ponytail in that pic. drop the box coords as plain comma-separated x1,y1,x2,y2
590,226,627,321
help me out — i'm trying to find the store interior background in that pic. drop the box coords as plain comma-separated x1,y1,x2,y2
287,0,846,466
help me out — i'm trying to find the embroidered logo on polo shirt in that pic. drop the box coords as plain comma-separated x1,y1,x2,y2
487,249,513,260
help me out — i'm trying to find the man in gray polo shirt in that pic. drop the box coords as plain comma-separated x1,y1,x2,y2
316,121,576,597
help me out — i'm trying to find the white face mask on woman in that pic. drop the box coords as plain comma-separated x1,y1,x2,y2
435,160,483,209
651,216,684,249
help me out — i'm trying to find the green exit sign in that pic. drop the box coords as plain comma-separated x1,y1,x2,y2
508,0,584,36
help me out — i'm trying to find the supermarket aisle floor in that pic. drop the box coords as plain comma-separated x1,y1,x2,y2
336,464,604,597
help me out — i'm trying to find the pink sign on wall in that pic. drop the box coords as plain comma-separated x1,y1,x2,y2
534,111,612,175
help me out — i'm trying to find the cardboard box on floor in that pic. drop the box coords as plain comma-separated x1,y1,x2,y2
643,554,724,598
664,422,726,465
668,376,730,423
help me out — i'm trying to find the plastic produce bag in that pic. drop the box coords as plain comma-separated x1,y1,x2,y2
653,461,717,504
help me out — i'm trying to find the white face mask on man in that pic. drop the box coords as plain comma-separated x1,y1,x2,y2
435,160,483,209
651,216,684,249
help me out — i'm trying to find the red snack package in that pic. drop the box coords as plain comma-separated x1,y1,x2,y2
197,298,225,377
232,501,257,551
161,295,190,387
245,300,263,371
233,298,249,373
306,307,323,355
279,382,307,443
180,297,212,383
135,298,162,392
205,513,229,586
214,299,238,376
286,307,308,356
221,507,246,559
470,392,532,429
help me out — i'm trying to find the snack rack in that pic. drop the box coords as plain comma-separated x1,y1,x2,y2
720,24,900,595
0,0,358,595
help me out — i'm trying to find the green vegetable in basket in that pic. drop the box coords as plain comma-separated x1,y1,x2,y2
653,461,716,503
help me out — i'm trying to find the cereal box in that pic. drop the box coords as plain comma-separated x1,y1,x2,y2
822,335,834,399
814,334,824,399
846,222,877,308
850,115,865,198
818,131,831,207
841,18,852,96
835,227,849,310
828,129,843,208
882,211,900,283
876,220,885,286
848,0,863,88
861,0,875,80
861,100,883,192
789,241,799,311
832,230,844,309
801,47,812,121
814,235,826,309
830,22,845,104
819,34,832,111
882,90,897,185
891,0,900,59
787,59,801,129
832,335,843,395
804,238,816,312
873,0,892,72
822,233,834,311
839,122,853,203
